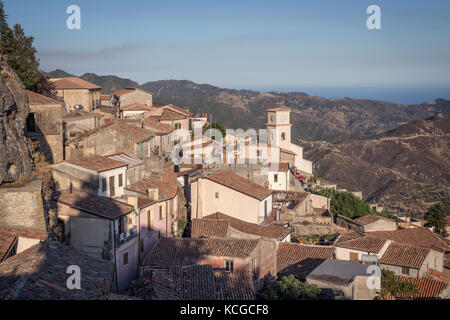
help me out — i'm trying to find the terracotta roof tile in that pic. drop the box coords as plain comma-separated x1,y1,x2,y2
50,77,101,90
191,219,229,238
160,108,187,121
380,242,430,269
57,189,134,220
138,265,255,300
368,227,449,252
203,212,292,241
395,276,448,299
267,107,291,112
144,118,174,135
336,236,388,254
67,155,128,172
120,103,153,112
144,238,259,267
126,176,178,201
112,88,134,96
277,243,335,280
0,240,114,299
206,170,273,201
163,104,192,117
27,90,61,105
214,271,255,300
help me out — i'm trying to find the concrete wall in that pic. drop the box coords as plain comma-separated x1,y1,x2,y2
56,88,101,112
191,178,266,225
98,166,128,198
119,90,153,107
268,170,288,191
0,178,46,232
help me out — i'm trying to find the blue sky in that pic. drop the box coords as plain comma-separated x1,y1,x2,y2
4,0,450,103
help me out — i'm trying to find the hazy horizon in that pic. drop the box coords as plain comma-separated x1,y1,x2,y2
5,0,448,104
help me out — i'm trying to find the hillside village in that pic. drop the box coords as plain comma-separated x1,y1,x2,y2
1,62,449,300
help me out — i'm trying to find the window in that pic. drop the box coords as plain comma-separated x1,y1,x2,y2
270,115,275,122
274,174,278,183
215,192,219,199
159,205,164,220
109,176,115,197
101,178,107,192
118,174,123,187
349,252,359,261
281,132,286,141
280,115,286,122
225,260,234,272
401,267,410,275
123,252,128,266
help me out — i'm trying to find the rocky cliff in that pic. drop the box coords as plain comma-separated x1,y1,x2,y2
0,54,34,185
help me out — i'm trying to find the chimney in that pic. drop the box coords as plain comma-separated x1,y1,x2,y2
148,187,159,201
127,195,138,208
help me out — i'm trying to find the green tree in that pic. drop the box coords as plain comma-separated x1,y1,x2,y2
203,121,226,140
0,1,48,91
424,203,447,234
177,217,188,237
378,269,419,300
257,275,322,300
310,187,371,219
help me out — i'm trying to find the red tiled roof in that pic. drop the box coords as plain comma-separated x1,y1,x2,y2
139,265,255,300
0,240,114,300
57,190,134,220
205,170,273,201
163,104,192,117
112,88,134,96
203,212,292,241
101,94,111,100
104,153,143,168
0,234,16,262
335,231,363,244
120,103,153,112
368,227,449,252
191,219,229,238
27,90,61,105
395,276,448,299
126,176,178,201
277,243,335,280
279,147,296,156
214,271,255,300
144,118,174,135
160,108,188,121
424,268,450,285
0,228,48,261
86,121,155,143
67,155,127,172
380,242,430,269
144,238,259,267
336,236,388,254
50,77,101,90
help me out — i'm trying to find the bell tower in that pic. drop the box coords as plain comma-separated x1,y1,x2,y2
266,107,292,150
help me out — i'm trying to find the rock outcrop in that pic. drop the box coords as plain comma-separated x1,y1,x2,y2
0,54,34,185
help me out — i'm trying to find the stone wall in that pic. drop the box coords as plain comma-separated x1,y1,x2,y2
0,178,46,232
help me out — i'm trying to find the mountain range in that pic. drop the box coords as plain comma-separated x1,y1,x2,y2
45,70,450,215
